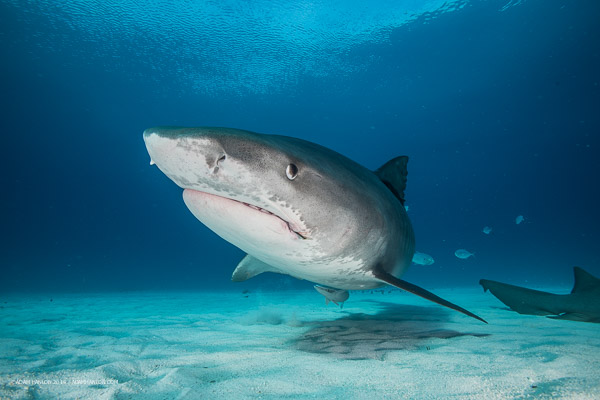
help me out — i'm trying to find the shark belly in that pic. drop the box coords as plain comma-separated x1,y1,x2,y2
183,188,388,290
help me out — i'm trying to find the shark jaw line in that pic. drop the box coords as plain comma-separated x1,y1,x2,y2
184,188,309,240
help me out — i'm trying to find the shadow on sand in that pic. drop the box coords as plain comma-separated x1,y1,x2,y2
292,300,489,360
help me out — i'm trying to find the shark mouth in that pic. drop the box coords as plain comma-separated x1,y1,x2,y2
183,189,309,240
239,199,308,240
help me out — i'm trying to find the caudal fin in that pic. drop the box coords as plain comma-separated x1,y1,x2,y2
374,270,487,324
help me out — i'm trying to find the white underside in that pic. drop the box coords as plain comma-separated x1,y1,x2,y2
182,189,380,289
183,189,301,252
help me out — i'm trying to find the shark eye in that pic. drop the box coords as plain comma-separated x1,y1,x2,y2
286,163,298,180
217,154,226,165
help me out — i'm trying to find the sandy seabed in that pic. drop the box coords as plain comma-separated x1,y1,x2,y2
1,287,599,399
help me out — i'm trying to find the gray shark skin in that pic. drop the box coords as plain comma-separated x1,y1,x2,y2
144,126,486,323
480,267,600,323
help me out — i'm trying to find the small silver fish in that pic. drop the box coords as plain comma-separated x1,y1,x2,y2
515,215,524,225
412,252,435,266
482,226,492,235
455,249,475,259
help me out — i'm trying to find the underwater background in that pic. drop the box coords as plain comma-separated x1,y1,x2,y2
1,0,599,293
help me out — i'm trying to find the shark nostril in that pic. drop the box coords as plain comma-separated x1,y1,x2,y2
213,154,226,174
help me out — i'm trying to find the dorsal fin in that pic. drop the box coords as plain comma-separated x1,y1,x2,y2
375,156,408,205
571,267,600,293
231,254,283,282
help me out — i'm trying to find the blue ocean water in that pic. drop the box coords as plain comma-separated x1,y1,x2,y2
1,0,599,295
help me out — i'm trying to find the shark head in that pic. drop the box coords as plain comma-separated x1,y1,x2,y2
143,127,403,287
144,127,308,244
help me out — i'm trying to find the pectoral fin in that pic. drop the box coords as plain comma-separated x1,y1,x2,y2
548,312,591,322
231,255,283,282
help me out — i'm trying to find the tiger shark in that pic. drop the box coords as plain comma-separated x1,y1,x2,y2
143,127,486,323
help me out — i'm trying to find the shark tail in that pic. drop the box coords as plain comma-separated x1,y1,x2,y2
374,269,488,324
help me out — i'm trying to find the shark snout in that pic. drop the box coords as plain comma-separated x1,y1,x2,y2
144,127,224,161
143,130,177,169
143,127,232,192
